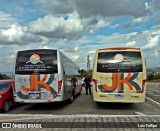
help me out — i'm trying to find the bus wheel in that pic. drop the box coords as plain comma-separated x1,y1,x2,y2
78,87,82,95
96,102,102,106
2,100,10,112
68,90,74,104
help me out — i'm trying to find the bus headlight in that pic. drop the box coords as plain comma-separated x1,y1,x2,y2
0,95,2,99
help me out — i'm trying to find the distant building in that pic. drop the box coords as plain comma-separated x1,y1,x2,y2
147,67,160,75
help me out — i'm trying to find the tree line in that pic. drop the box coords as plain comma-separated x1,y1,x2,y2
0,73,11,80
147,73,160,81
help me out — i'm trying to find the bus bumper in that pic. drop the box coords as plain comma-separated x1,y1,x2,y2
93,91,145,103
13,94,65,103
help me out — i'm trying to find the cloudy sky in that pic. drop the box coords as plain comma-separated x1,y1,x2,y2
0,0,160,72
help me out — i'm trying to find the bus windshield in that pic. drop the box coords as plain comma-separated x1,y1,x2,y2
15,50,58,74
97,51,142,73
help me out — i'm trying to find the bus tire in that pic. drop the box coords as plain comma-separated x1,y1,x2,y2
68,89,74,104
2,100,10,112
79,87,83,95
96,102,102,106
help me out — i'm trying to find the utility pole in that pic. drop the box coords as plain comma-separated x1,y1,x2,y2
87,55,90,71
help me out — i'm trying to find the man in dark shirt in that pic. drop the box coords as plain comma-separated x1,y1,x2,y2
84,74,92,95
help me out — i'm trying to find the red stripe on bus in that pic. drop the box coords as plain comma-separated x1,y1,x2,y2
99,47,140,51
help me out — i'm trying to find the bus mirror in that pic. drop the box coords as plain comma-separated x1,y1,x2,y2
78,69,80,73
81,69,84,73
78,69,83,74
75,66,80,70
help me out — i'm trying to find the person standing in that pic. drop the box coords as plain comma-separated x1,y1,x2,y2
84,74,92,95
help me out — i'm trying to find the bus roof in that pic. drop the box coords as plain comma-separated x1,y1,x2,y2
18,49,59,52
99,47,140,51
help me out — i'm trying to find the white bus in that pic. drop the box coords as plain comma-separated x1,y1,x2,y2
12,49,82,103
92,47,147,103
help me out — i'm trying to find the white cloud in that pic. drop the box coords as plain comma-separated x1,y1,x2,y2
0,53,15,63
76,36,93,43
0,45,5,48
153,0,160,11
76,0,147,17
97,33,128,45
96,31,159,49
126,32,138,39
125,41,136,47
89,19,110,33
66,54,80,61
89,29,94,33
28,11,83,39
0,11,12,20
133,17,143,23
154,48,159,57
0,25,48,46
40,37,49,46
73,47,79,51
40,0,74,15
1,24,23,42
133,17,149,24
40,0,148,17
97,19,109,28
109,24,119,28
150,32,157,38
145,2,151,11
0,0,159,72
142,35,159,50
81,17,110,34
151,24,160,29
88,50,96,54
41,46,48,49
0,11,16,28
62,45,80,52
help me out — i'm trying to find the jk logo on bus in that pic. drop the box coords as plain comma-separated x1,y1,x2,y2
17,74,57,99
21,74,50,91
98,73,141,93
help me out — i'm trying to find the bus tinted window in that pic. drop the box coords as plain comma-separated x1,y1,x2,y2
97,51,142,73
15,50,58,74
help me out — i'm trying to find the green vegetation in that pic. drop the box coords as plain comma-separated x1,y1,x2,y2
0,73,11,80
147,73,160,82
82,70,92,78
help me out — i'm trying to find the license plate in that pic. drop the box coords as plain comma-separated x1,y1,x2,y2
115,94,124,98
29,93,40,99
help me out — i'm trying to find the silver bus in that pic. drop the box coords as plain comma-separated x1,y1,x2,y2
12,49,82,103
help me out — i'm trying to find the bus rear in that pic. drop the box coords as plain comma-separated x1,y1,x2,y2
92,47,146,103
12,49,62,103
